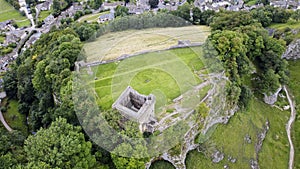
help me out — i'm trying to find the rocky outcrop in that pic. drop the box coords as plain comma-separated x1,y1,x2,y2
282,39,300,60
212,150,224,163
263,87,282,105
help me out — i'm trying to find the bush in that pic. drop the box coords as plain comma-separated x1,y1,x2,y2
1,106,7,113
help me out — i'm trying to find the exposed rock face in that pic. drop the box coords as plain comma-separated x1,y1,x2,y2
250,159,259,169
282,39,300,60
263,87,282,105
212,150,224,163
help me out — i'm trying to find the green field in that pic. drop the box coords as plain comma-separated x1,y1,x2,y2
77,11,109,23
84,25,210,62
2,99,28,134
91,47,206,114
186,99,290,169
0,0,30,27
38,10,52,22
288,60,300,169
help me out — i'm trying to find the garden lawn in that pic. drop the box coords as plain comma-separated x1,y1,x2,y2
186,99,290,169
0,0,30,27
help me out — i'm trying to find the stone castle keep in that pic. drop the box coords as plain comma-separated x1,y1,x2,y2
112,86,156,132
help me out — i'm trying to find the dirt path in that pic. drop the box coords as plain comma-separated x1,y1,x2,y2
283,85,296,169
0,110,13,132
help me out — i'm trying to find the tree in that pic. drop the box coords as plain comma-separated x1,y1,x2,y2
94,0,102,9
200,10,215,25
53,0,61,16
3,64,18,99
115,5,129,17
251,7,272,27
192,7,201,24
24,118,96,168
210,11,256,31
258,69,281,94
171,3,191,21
271,7,292,23
291,9,300,21
149,0,159,8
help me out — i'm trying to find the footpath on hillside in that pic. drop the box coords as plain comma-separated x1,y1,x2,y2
283,85,296,169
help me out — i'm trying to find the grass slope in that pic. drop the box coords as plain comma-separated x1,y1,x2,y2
2,99,28,134
288,60,300,169
0,0,30,27
186,99,290,169
38,10,52,22
84,26,210,62
92,47,205,112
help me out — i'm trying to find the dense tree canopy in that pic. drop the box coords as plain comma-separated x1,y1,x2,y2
24,118,96,168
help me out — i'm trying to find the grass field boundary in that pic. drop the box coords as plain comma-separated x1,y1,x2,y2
80,44,204,70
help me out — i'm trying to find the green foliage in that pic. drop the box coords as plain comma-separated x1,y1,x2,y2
271,7,292,23
251,7,272,27
24,118,96,168
3,64,18,99
238,85,253,110
207,10,288,107
171,3,191,21
192,7,201,24
115,5,129,17
53,0,73,16
88,0,103,10
105,12,190,33
210,11,256,31
3,29,84,130
73,22,100,41
149,0,159,8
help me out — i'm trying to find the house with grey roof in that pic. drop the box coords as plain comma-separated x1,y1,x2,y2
99,11,115,23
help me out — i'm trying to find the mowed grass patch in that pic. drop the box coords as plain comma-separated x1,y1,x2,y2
186,99,290,169
0,0,30,27
77,11,110,23
93,47,205,110
2,99,28,134
84,25,210,62
288,60,300,169
39,10,52,21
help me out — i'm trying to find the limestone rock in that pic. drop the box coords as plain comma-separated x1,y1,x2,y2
250,159,259,169
212,150,224,163
282,39,300,60
244,134,252,144
263,87,282,105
